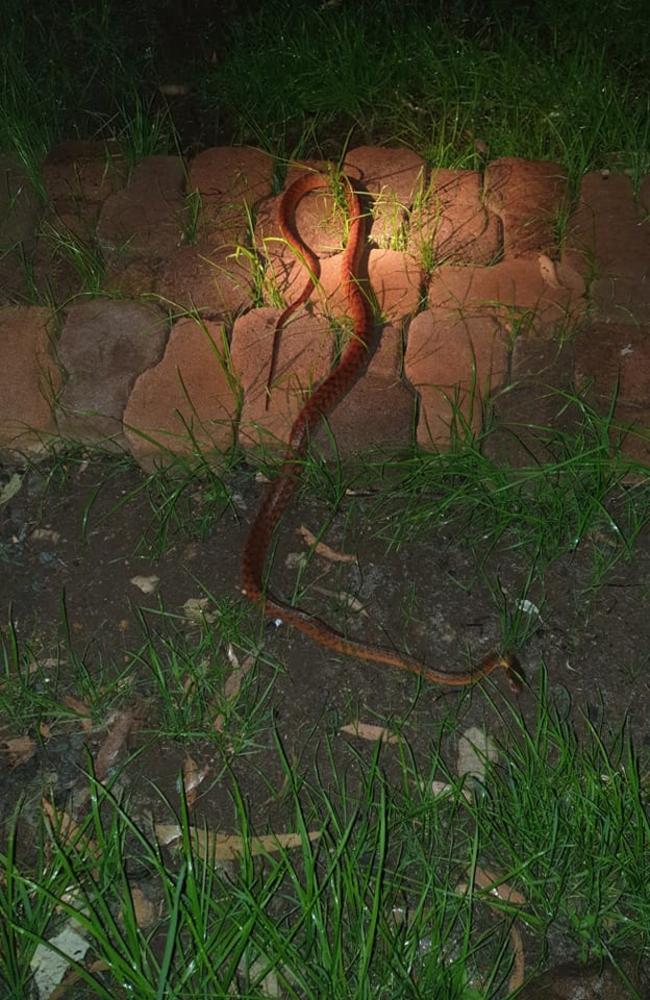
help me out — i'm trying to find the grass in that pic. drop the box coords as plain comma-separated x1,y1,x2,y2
0,594,272,748
39,221,106,297
363,392,649,571
2,0,649,189
120,453,239,559
198,0,650,188
1,674,649,998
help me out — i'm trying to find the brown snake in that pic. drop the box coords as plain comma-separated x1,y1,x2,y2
241,172,521,692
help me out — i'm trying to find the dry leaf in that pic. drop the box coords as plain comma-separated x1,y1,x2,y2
284,551,306,570
538,253,561,289
158,82,190,96
455,865,527,993
130,575,160,594
0,472,23,506
457,726,498,783
297,525,357,563
130,886,156,929
30,921,91,1000
183,754,209,810
430,779,473,802
2,734,36,768
42,799,96,856
42,798,80,845
212,647,255,732
31,528,61,544
515,598,542,618
50,960,109,1000
473,866,528,906
155,824,321,861
182,596,217,624
61,695,93,731
340,720,399,744
311,585,367,615
508,925,525,992
224,644,255,699
243,956,281,998
94,711,133,780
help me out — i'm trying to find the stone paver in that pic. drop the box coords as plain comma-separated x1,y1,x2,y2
365,323,404,380
43,140,128,213
404,309,508,448
564,172,650,322
313,373,416,458
0,307,60,454
258,166,352,260
367,249,422,324
257,170,357,295
428,256,586,336
97,156,186,257
408,169,501,266
56,300,168,445
188,145,274,247
589,274,650,325
283,250,422,323
574,321,650,408
483,334,577,467
155,244,256,317
32,142,129,304
484,157,568,257
572,320,650,462
103,256,161,299
232,308,333,450
123,317,238,471
0,144,647,466
610,405,650,464
518,955,645,1000
344,145,425,247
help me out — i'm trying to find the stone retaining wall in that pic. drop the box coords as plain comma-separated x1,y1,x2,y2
1,143,648,469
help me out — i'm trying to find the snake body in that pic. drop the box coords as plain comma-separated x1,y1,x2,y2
241,172,521,691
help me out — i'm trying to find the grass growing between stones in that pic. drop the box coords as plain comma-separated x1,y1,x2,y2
1,674,649,998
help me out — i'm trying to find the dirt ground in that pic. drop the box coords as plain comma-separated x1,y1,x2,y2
1,451,649,842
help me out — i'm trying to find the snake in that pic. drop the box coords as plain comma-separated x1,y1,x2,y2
241,171,521,692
